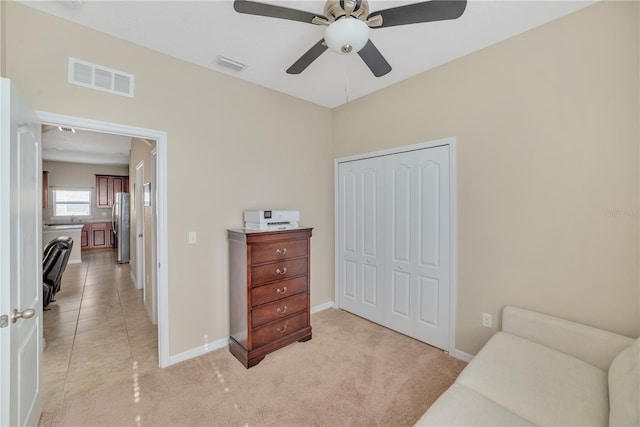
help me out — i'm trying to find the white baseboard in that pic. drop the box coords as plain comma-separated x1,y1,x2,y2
452,349,474,362
167,336,229,366
130,270,136,287
165,301,337,367
67,259,82,265
311,301,335,314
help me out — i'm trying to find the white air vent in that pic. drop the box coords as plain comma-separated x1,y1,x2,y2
68,57,134,97
215,56,247,72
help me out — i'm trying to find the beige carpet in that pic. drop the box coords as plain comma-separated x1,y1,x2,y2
45,308,466,426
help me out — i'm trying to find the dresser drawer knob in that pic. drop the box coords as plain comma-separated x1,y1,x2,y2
276,286,288,295
276,267,287,275
276,306,288,314
276,248,287,255
276,324,288,334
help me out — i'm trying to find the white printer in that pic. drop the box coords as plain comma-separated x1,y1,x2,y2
244,210,300,231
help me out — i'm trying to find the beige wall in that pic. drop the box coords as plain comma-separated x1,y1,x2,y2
0,1,6,77
333,1,639,354
129,137,157,323
7,3,334,356
43,160,129,223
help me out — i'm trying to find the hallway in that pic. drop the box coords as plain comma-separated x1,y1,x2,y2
40,249,158,424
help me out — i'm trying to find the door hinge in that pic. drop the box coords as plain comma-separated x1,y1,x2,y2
0,314,8,328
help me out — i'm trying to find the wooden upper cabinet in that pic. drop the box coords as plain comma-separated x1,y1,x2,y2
96,174,129,208
96,175,111,208
112,176,125,196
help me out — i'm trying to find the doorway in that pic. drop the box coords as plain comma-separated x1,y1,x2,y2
37,111,169,367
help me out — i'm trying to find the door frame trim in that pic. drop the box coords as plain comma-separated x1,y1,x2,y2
333,137,458,357
134,160,145,291
36,111,171,368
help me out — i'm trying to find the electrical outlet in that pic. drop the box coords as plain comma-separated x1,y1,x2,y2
188,231,197,244
482,313,493,328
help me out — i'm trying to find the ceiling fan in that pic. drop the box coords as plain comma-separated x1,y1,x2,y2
233,0,467,77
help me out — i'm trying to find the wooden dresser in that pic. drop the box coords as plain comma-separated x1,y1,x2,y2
228,227,313,368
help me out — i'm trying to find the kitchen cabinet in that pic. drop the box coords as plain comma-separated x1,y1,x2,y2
96,174,129,208
81,225,89,248
42,171,49,208
81,222,114,250
228,227,313,368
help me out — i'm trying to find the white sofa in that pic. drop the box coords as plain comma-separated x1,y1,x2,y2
416,305,639,426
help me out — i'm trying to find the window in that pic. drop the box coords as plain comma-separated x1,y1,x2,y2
52,188,92,217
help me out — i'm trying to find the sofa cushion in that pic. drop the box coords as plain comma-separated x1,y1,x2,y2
457,331,609,426
608,338,639,426
415,383,535,426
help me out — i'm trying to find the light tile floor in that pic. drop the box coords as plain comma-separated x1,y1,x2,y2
41,249,158,423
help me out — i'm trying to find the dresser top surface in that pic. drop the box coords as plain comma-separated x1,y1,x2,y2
228,227,313,235
228,227,313,243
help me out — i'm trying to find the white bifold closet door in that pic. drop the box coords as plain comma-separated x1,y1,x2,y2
338,144,451,350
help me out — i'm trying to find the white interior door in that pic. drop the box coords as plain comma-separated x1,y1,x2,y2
412,146,450,349
0,78,43,427
384,151,414,336
337,157,384,320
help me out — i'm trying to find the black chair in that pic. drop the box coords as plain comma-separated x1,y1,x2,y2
42,236,74,307
43,281,54,310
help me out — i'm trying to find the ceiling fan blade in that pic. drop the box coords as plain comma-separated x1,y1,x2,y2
368,0,467,28
287,40,328,75
358,40,392,77
234,0,325,24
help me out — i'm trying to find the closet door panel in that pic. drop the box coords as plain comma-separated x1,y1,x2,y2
343,260,357,299
338,158,384,320
417,160,440,268
413,145,450,349
390,163,412,264
363,264,378,306
418,276,439,327
384,152,414,334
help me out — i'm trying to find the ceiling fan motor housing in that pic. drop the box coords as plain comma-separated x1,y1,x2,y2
324,0,369,21
324,18,370,54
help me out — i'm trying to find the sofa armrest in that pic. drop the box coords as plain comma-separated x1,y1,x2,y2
502,305,634,370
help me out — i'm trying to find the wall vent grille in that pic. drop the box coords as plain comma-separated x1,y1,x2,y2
68,57,134,97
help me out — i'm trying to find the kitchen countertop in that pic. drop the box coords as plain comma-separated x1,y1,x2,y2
43,224,85,231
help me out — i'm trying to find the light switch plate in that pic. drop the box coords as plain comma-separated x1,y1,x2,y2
188,231,197,244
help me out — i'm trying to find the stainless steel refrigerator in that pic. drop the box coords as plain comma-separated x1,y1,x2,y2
112,192,130,263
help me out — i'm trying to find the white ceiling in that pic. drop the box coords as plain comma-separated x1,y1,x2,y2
20,0,596,109
42,126,131,165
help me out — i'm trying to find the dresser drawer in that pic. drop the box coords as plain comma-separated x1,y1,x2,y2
251,276,307,306
251,257,307,286
252,311,308,349
251,239,308,265
251,293,308,328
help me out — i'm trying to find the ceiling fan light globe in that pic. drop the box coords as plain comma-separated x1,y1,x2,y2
324,17,370,55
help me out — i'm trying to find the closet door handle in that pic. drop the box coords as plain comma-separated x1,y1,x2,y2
276,267,287,275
